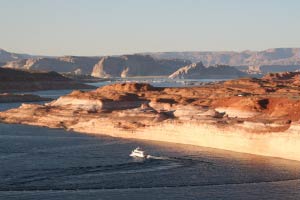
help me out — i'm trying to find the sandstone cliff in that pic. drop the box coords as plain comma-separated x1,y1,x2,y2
3,56,100,75
91,55,190,78
3,47,300,78
3,54,190,78
169,62,247,79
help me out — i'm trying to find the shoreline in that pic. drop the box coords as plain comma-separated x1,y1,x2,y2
68,120,300,162
3,117,299,162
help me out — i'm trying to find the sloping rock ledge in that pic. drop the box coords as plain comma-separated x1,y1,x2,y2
1,76,300,161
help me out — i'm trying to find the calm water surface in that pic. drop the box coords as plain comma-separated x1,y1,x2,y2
86,78,227,88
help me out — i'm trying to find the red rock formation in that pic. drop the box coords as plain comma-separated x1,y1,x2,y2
2,72,300,161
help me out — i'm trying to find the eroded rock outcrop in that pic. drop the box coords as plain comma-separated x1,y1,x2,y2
1,74,300,161
3,54,190,78
91,55,190,78
169,62,247,79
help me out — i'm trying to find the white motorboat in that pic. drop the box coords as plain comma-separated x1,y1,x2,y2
130,147,149,159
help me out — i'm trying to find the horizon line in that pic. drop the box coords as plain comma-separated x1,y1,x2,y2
1,47,300,58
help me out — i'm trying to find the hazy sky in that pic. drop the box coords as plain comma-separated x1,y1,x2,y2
1,0,300,56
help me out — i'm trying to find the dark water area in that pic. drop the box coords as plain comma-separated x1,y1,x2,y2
0,122,300,200
0,85,300,199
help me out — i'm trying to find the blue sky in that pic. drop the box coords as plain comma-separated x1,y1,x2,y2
1,0,300,56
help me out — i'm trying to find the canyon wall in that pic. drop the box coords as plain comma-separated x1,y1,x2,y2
91,55,190,78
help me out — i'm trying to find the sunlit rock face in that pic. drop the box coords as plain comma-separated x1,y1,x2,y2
1,51,190,77
1,74,300,161
2,48,300,77
169,62,247,79
3,57,100,74
91,55,190,78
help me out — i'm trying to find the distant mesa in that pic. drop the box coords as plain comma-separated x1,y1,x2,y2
148,48,300,75
0,48,34,63
147,48,300,66
91,55,191,78
2,56,100,75
1,52,190,78
1,48,300,78
169,62,247,79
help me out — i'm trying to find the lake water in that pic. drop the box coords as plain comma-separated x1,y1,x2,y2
0,82,300,200
86,77,228,88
